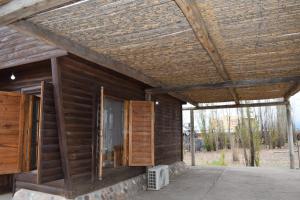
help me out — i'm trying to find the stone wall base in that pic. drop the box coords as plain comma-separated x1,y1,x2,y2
13,162,188,200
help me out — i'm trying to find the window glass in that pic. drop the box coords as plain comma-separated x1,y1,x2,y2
103,97,124,168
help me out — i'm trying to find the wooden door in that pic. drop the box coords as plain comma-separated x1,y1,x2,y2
0,92,31,174
128,101,154,166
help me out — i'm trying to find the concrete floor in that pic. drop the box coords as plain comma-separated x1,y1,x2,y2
134,167,300,200
0,193,12,200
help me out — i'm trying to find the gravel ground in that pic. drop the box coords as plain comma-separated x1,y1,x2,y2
184,146,300,169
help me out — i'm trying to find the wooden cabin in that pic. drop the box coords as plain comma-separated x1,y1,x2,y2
0,28,183,198
0,0,300,199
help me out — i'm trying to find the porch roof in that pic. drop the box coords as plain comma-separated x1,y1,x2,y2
1,0,299,104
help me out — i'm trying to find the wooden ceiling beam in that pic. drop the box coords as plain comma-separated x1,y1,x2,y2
12,20,197,106
0,0,78,25
284,82,300,100
183,101,287,111
174,0,239,104
146,76,300,94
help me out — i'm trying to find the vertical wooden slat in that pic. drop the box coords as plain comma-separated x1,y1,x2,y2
37,81,45,184
0,92,29,174
22,95,34,172
123,100,129,166
17,94,26,172
151,102,155,166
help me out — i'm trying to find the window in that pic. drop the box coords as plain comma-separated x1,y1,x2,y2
97,88,155,179
103,97,124,168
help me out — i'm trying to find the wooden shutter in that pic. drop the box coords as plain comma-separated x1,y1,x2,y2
128,101,154,166
0,92,30,174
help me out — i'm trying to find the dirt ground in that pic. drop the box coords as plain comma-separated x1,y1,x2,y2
184,146,300,169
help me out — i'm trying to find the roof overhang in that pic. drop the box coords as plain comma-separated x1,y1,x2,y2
1,0,299,104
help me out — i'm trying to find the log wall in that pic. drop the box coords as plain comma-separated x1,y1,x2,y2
38,82,64,183
154,94,183,165
0,60,61,192
53,55,183,197
0,60,52,93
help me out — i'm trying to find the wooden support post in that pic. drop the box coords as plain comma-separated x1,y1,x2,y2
51,58,71,190
286,100,295,169
183,101,287,110
190,110,195,166
98,87,104,179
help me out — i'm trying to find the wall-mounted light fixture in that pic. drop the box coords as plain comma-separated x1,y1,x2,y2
155,101,159,105
10,73,16,80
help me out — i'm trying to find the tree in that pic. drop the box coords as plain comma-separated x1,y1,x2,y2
246,107,255,166
237,108,250,166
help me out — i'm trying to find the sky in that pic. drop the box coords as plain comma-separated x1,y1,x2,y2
183,92,300,131
290,92,300,130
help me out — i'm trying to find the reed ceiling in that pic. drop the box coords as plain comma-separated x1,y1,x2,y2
2,0,300,103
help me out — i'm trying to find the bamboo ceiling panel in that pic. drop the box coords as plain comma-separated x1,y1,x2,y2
27,0,222,87
22,0,300,103
197,0,300,81
236,83,292,101
0,26,66,69
182,88,233,103
182,83,291,103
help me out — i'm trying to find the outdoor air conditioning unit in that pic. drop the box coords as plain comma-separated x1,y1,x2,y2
147,165,169,190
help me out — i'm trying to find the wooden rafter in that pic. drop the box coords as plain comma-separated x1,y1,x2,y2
146,76,300,94
284,82,300,100
0,0,79,25
183,101,287,110
12,20,197,105
174,0,239,104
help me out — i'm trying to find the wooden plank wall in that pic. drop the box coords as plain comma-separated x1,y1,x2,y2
52,55,183,196
154,94,183,165
0,175,12,194
0,55,183,196
0,60,52,93
0,60,53,191
38,82,63,183
51,57,98,194
52,55,146,194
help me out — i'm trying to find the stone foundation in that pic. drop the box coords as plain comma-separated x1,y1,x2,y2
13,162,188,200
